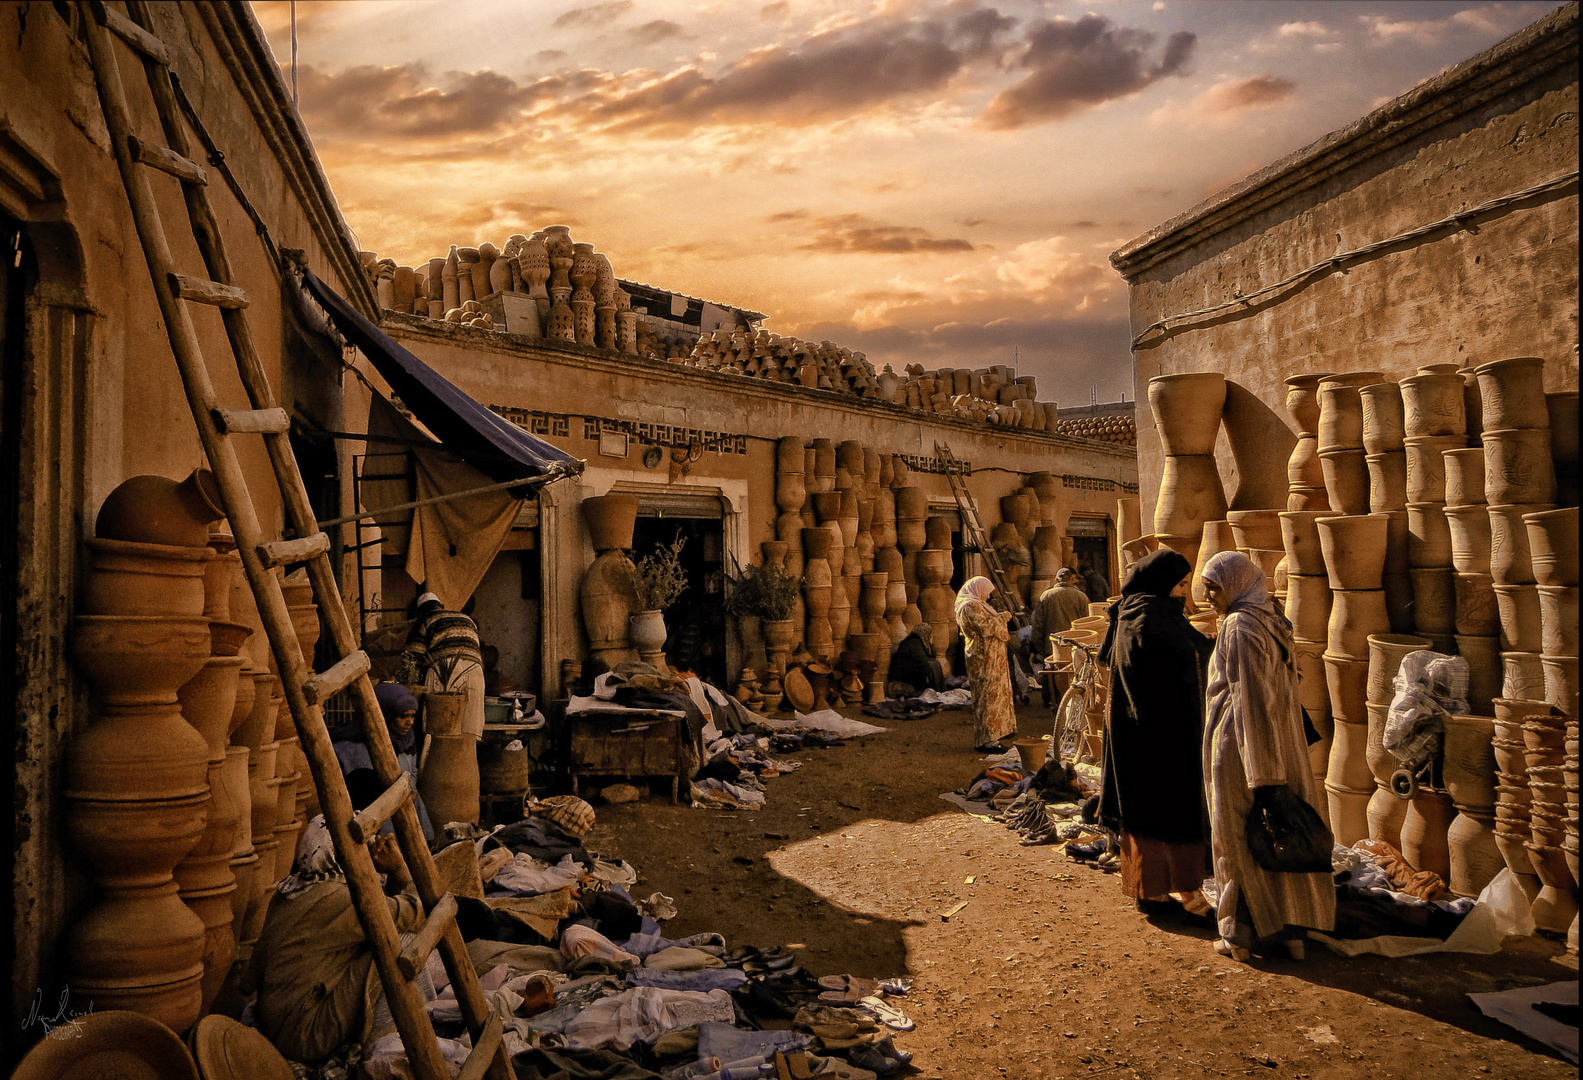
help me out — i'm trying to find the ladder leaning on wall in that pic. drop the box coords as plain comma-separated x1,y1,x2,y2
76,3,515,1077
935,441,1028,628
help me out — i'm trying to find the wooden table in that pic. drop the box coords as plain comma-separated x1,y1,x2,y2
566,705,689,803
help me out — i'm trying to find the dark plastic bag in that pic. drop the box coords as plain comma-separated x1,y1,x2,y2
1246,784,1333,873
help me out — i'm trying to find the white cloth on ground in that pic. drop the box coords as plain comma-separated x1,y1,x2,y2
561,987,736,1051
560,923,640,967
492,853,584,896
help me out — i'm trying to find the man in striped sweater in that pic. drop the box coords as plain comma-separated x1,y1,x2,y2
406,591,486,741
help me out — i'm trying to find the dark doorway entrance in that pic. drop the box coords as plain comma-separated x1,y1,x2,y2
632,515,727,686
1068,515,1114,594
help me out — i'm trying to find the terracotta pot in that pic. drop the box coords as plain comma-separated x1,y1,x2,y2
1400,787,1455,879
1489,503,1552,585
183,880,238,1014
1543,655,1578,716
1447,811,1503,898
94,469,225,548
1327,720,1373,791
776,436,806,474
925,516,954,550
66,880,204,1032
1442,713,1496,810
1406,503,1452,569
581,493,640,552
1328,590,1389,659
233,672,278,754
1360,382,1406,453
1474,357,1547,431
1325,652,1370,722
1483,428,1557,506
1288,435,1326,490
1502,652,1547,702
630,609,668,668
1285,373,1334,435
209,619,252,660
1148,373,1226,456
1325,782,1372,847
894,486,927,522
1365,702,1393,780
1408,567,1456,635
916,550,952,586
776,473,807,514
1317,372,1385,451
1524,507,1579,587
1456,634,1501,714
1367,785,1408,847
1538,586,1579,657
1367,634,1431,703
66,792,209,893
1284,575,1332,641
1366,453,1407,513
1279,512,1328,576
580,550,638,659
201,550,240,622
1404,435,1462,504
1443,504,1493,575
1453,572,1499,636
177,656,246,760
1383,572,1414,633
1226,509,1283,551
227,665,256,740
1401,372,1466,438
1524,843,1578,933
421,734,480,827
1316,514,1389,591
1319,449,1370,515
1295,642,1329,712
1493,584,1544,652
1443,448,1486,507
1155,455,1228,536
83,538,210,619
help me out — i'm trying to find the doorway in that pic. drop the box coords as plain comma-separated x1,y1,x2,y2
632,515,727,686
1068,515,1114,593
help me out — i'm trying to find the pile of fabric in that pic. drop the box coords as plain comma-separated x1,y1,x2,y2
251,796,917,1080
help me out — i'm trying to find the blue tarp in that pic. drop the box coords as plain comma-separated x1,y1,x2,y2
299,269,581,487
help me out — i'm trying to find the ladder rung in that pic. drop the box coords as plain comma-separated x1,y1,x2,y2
127,135,206,185
257,532,331,568
398,894,458,979
169,272,249,309
95,2,170,65
457,1014,504,1080
348,773,412,844
302,650,371,706
214,406,290,434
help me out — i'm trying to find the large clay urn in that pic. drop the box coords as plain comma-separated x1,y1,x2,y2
1154,456,1228,536
1474,357,1547,431
1316,514,1389,591
1285,373,1333,436
1148,373,1226,456
1401,372,1466,438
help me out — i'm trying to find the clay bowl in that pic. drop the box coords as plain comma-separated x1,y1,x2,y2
10,1008,201,1080
1525,507,1580,587
1492,738,1532,775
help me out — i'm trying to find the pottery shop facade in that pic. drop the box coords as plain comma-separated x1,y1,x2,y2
0,2,377,1052
354,314,1138,699
1111,3,1578,528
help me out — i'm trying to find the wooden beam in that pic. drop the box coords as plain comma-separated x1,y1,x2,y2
169,272,249,309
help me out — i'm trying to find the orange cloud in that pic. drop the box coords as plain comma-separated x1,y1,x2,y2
799,215,975,255
1199,74,1296,112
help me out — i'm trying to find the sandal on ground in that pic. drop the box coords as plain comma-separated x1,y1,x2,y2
856,995,915,1031
1213,938,1252,963
816,975,880,1003
847,1035,914,1075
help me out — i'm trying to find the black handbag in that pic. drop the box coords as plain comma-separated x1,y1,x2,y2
1246,784,1333,873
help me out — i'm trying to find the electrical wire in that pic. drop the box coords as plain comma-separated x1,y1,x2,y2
1130,170,1579,351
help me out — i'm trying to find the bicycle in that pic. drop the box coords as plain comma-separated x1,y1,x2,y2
1051,636,1106,766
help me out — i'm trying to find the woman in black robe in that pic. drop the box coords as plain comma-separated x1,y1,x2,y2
1097,548,1215,918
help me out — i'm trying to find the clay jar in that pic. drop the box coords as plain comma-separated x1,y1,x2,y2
1474,357,1547,431
1401,372,1466,438
1443,448,1486,507
1226,509,1283,552
583,493,640,553
1316,514,1389,591
1404,435,1462,503
1366,453,1407,513
94,468,226,548
1493,584,1543,652
1483,429,1557,505
1489,503,1552,584
1523,507,1578,587
1147,373,1226,456
1406,503,1452,569
66,879,205,1031
1443,504,1493,574
1317,372,1385,452
1154,456,1228,536
1366,634,1431,703
1359,382,1406,453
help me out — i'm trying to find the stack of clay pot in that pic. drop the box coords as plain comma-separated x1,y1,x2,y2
236,669,284,954
802,526,835,660
1526,506,1579,719
580,494,641,669
1050,412,1137,446
1149,373,1227,574
1317,372,1384,518
1282,511,1334,824
919,516,958,666
1475,358,1557,706
1394,376,1460,655
1284,374,1333,512
1364,633,1431,847
1442,709,1502,898
66,470,227,1032
1361,380,1414,633
1520,705,1578,933
1228,510,1285,597
1492,699,1547,908
1563,719,1579,941
1441,442,1499,713
996,494,1033,607
1317,512,1393,845
757,540,799,711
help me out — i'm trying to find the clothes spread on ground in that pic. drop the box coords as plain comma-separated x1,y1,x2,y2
1201,552,1336,947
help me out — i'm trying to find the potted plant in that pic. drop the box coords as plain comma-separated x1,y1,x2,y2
727,561,803,673
630,534,689,665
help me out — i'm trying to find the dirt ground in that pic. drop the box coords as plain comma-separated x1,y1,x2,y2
581,702,1577,1080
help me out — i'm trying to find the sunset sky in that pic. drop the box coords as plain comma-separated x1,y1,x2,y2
249,0,1562,404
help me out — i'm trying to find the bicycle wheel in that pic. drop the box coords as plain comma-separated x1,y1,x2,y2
1053,682,1087,763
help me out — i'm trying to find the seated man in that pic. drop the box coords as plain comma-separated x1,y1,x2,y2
888,622,945,698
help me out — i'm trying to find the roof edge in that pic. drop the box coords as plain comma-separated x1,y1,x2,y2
1109,2,1579,279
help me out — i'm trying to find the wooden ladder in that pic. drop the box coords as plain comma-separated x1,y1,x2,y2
77,4,514,1077
934,441,1027,627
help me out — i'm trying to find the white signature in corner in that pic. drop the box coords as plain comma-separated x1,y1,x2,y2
23,987,93,1040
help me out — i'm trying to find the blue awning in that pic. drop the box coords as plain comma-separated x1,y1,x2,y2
299,269,582,487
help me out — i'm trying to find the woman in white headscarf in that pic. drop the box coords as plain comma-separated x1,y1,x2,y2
955,576,1018,752
1201,551,1335,961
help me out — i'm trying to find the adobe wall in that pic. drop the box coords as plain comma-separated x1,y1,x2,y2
1111,5,1578,526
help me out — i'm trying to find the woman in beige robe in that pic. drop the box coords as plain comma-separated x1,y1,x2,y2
1201,551,1335,961
955,576,1018,752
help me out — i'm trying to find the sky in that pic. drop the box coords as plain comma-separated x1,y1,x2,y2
249,0,1563,406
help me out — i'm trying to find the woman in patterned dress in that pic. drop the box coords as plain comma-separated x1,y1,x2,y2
955,576,1018,752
